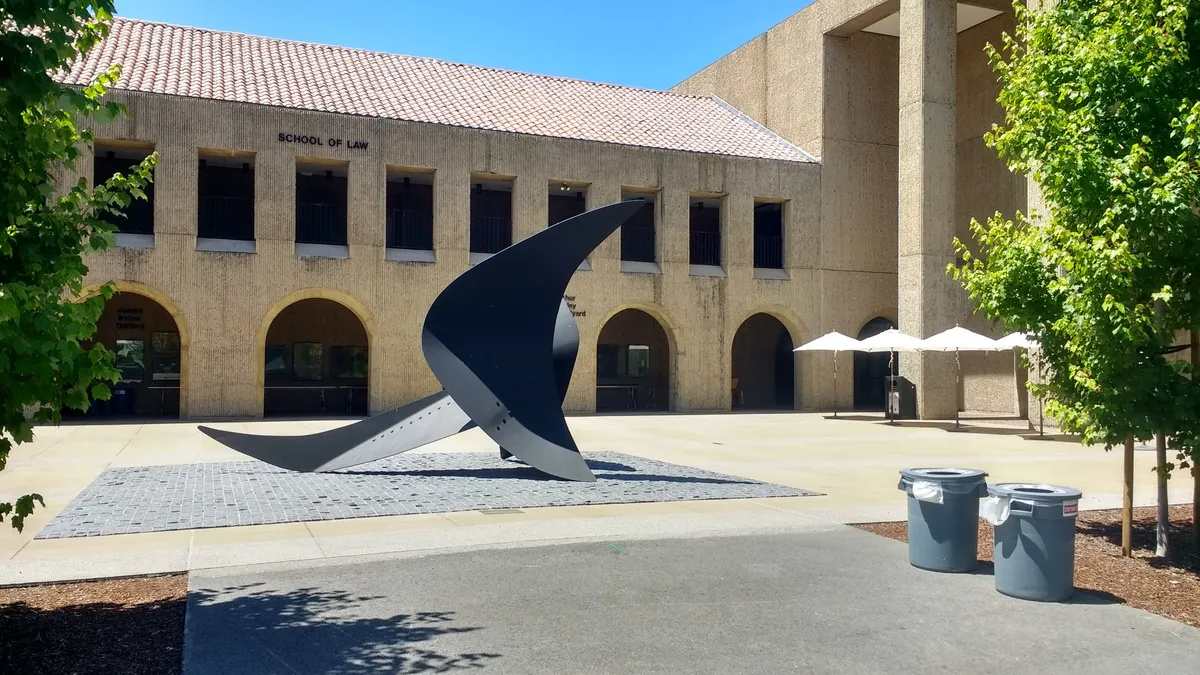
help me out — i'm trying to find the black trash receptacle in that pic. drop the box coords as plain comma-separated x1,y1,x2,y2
898,468,988,573
112,388,135,416
886,376,917,420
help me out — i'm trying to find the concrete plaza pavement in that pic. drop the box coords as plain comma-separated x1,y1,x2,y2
1,412,1192,585
184,526,1200,675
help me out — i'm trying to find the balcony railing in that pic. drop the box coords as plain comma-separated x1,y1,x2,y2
296,202,348,245
754,233,784,269
386,209,434,250
689,229,721,267
198,195,254,241
470,216,511,254
620,223,656,263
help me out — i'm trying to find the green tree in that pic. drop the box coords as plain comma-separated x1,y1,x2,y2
951,0,1200,556
1,1,156,531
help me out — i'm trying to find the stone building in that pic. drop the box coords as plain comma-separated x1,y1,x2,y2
60,0,1028,421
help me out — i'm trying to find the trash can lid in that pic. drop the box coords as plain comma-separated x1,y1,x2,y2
987,482,1082,503
899,468,987,484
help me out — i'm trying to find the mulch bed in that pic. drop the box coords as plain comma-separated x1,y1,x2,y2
0,573,186,675
855,505,1199,628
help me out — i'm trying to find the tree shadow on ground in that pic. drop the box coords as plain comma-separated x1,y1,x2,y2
0,593,186,674
187,582,500,674
1075,515,1199,574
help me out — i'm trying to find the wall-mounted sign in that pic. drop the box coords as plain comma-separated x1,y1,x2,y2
115,307,145,331
278,133,369,150
564,295,585,318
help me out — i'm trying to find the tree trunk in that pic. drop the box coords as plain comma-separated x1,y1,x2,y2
1192,330,1199,552
1155,430,1169,558
1123,432,1135,557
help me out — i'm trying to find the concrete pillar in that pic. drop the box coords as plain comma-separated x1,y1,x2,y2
898,0,958,419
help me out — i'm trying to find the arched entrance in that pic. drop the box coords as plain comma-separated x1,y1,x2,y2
596,309,670,412
731,313,795,410
854,317,895,410
262,298,369,417
68,290,185,419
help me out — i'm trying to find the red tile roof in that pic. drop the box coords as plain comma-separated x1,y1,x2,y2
60,18,815,163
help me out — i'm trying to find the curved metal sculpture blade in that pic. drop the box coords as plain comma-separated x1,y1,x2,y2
422,200,644,482
198,298,582,473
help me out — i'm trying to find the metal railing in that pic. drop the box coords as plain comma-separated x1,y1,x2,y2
198,195,254,241
689,229,721,267
620,223,656,263
264,385,368,417
754,233,784,269
595,384,668,412
296,202,348,245
470,216,511,254
386,209,434,250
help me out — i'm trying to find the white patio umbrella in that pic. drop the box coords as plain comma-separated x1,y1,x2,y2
857,329,923,421
794,331,863,418
918,326,1002,429
994,332,1045,436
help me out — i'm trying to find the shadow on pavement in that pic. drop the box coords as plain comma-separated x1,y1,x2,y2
187,582,499,674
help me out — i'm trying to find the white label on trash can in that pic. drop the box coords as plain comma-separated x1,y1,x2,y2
1063,501,1078,517
980,495,1011,526
911,480,943,504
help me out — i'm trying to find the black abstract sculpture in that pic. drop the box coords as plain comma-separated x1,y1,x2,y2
200,201,645,481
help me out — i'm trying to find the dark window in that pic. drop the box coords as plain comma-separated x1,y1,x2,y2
689,199,721,266
265,345,288,380
753,202,784,269
296,170,348,245
620,198,656,263
198,159,255,241
293,342,323,380
549,189,586,227
470,183,512,254
386,176,433,250
597,344,620,378
330,346,368,380
95,150,154,235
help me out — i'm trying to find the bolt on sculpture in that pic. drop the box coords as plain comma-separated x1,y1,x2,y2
199,201,645,481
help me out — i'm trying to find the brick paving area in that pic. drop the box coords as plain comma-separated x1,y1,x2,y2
36,452,816,539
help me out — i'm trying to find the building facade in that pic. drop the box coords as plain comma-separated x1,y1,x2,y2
62,0,1029,421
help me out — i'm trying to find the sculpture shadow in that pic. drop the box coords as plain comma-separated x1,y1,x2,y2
186,582,500,674
339,466,757,486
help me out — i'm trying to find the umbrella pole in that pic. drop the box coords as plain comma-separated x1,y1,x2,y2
833,352,838,419
954,349,961,430
887,350,895,424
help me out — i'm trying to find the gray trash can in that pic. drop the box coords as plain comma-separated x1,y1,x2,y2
897,468,988,573
985,483,1082,602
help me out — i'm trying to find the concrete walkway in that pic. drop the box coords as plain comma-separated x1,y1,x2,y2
183,526,1200,675
1,413,1191,585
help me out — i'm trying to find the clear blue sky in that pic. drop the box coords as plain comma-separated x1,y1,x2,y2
112,0,812,90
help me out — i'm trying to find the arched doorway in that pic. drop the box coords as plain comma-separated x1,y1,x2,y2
731,313,795,410
68,290,185,419
263,298,369,417
596,309,670,412
854,317,895,410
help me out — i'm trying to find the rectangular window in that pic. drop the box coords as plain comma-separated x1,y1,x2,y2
330,346,368,380
626,345,650,378
264,345,288,380
386,169,434,250
470,176,513,254
753,201,784,269
292,342,323,380
597,344,620,378
296,163,348,246
198,152,255,241
94,143,155,235
549,182,587,227
620,189,656,263
689,196,722,267
115,339,145,383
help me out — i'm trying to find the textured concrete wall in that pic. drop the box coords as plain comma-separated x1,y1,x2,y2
70,90,857,419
